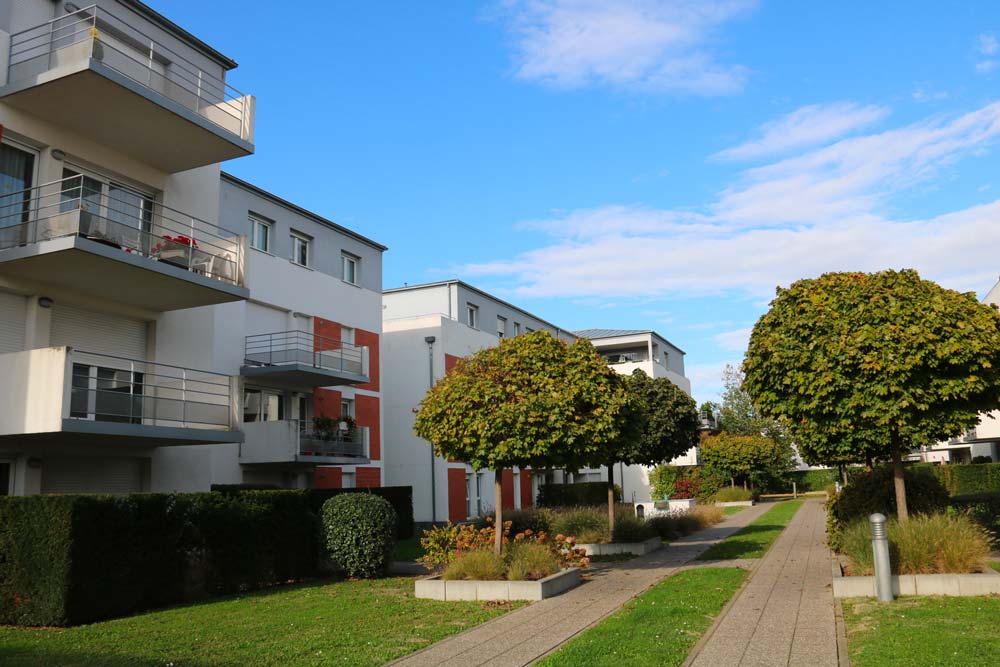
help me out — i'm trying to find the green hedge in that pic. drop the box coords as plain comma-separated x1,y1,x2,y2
0,491,319,627
537,482,621,507
923,463,1000,496
788,469,839,492
950,492,1000,544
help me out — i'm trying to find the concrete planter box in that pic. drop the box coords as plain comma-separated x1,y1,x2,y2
635,498,697,518
415,568,582,601
577,536,662,557
831,561,1000,598
715,500,755,507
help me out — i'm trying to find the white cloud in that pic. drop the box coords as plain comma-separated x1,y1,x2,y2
498,0,756,95
460,101,1000,300
714,327,752,352
976,60,998,74
713,102,889,162
979,33,999,55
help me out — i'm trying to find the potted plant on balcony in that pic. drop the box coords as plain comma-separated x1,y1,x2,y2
152,234,198,270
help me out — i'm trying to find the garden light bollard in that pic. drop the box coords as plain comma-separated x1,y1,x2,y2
869,513,893,602
792,481,797,499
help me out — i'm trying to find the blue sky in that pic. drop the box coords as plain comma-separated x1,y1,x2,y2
161,1,1000,403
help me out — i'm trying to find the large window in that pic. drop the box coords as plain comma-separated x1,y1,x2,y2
342,252,359,285
70,363,144,424
290,231,310,267
467,304,479,329
0,143,35,239
60,166,154,250
497,315,507,339
341,398,355,419
244,388,284,422
250,214,271,253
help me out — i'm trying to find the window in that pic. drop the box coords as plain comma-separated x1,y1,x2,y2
290,231,310,267
342,252,359,285
525,327,535,334
497,315,507,339
514,322,521,336
250,215,271,252
0,142,35,232
341,398,355,419
244,388,284,422
467,304,479,329
70,363,143,424
340,326,355,345
0,461,10,496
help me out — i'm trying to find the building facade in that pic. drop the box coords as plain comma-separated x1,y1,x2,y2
0,0,385,495
382,280,576,522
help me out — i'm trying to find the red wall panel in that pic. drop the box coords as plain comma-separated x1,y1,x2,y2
314,317,342,350
356,328,380,391
314,467,342,489
448,467,467,522
519,469,533,508
356,466,381,488
501,469,515,511
444,354,462,374
356,394,380,460
313,388,342,419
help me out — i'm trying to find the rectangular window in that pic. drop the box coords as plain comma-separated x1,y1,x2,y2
341,398,355,419
514,322,521,336
250,215,271,252
342,252,359,285
525,327,535,334
70,363,143,424
290,231,310,267
244,388,284,422
467,304,479,329
0,461,12,496
497,316,507,339
0,142,35,232
340,326,355,345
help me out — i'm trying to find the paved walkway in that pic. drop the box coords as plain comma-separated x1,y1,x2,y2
390,502,774,667
686,498,840,667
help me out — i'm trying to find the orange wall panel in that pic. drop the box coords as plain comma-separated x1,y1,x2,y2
448,468,467,522
314,317,342,350
356,466,381,488
356,328,380,391
314,467,342,489
356,394,380,460
444,354,462,374
501,469,515,511
520,469,533,508
313,388,342,419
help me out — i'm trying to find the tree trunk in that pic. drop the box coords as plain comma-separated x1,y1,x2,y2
890,429,909,522
494,472,504,555
607,462,616,541
841,465,848,486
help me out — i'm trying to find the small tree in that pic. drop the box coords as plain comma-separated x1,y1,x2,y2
719,364,791,448
414,331,627,554
699,432,794,491
596,369,700,535
744,269,1000,520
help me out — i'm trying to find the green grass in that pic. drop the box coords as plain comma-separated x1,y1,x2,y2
537,568,746,667
990,561,1000,573
0,577,518,667
844,596,1000,666
722,506,745,517
393,535,425,561
697,500,803,560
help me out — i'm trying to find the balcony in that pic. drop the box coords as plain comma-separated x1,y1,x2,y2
240,419,369,466
1,5,255,171
0,174,248,310
601,349,649,365
241,332,370,388
0,347,241,447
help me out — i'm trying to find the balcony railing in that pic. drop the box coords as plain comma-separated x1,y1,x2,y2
69,350,234,430
601,350,649,365
0,174,245,287
298,420,367,459
244,331,366,377
7,4,253,142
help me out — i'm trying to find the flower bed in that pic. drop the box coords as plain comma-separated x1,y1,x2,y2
415,568,582,601
576,536,662,556
831,559,1000,598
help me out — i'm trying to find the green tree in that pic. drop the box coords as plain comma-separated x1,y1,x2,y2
699,433,794,491
414,331,627,553
744,269,1000,520
718,364,790,448
596,369,700,534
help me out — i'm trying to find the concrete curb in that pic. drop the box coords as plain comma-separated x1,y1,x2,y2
414,568,581,601
831,561,1000,598
577,536,662,556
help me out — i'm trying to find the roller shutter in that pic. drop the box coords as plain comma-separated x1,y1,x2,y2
41,457,146,494
50,304,147,359
0,291,26,354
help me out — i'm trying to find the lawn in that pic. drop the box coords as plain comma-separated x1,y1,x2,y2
697,500,803,560
393,535,425,561
0,577,517,667
990,561,1000,573
844,596,1000,666
537,568,746,667
722,506,745,517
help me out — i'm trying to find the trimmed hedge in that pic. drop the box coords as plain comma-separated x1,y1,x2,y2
537,482,621,507
950,492,1000,545
0,491,318,627
924,463,1000,496
788,469,839,492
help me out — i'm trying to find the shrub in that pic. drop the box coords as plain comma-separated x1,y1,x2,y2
418,520,509,570
322,493,397,578
691,505,724,528
826,466,950,550
551,507,608,543
645,505,724,541
475,508,551,536
537,482,621,507
304,486,414,538
950,492,1000,545
672,478,699,499
972,455,994,464
443,550,506,581
649,465,678,499
713,486,753,502
689,466,726,502
926,463,1000,496
505,542,560,581
839,513,991,574
611,514,656,543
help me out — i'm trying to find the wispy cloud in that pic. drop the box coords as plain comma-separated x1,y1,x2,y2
498,0,756,95
976,33,998,73
713,102,889,162
714,327,752,352
460,101,1000,300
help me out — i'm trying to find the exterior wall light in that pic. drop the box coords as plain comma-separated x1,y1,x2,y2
38,296,54,308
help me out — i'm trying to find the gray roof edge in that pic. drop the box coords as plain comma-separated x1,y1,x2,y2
574,328,686,355
121,0,239,70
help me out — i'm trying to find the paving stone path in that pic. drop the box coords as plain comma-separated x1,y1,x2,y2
686,498,840,667
389,502,774,667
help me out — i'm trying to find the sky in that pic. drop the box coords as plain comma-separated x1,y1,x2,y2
159,1,1000,404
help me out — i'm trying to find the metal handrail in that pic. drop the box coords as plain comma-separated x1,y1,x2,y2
244,331,366,374
297,419,366,458
602,350,649,364
0,174,245,286
69,349,234,429
6,5,252,140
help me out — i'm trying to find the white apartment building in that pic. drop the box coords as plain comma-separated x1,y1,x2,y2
909,277,1000,464
0,1,385,496
382,280,577,522
572,329,696,503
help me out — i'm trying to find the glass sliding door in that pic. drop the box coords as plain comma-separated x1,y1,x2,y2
0,143,35,248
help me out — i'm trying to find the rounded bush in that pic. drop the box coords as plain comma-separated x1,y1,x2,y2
826,466,949,551
322,493,397,578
